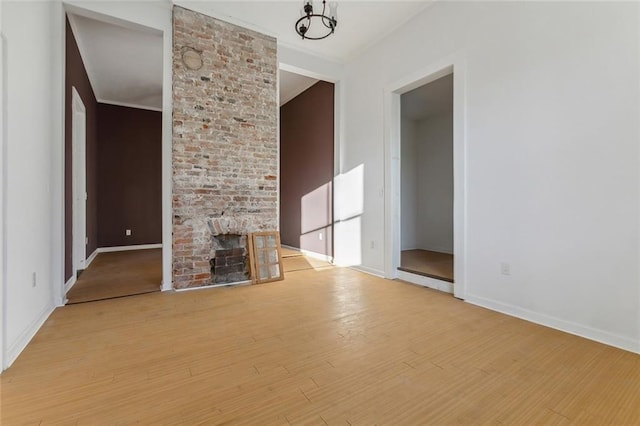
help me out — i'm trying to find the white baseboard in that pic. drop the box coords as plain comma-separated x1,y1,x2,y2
465,293,640,355
84,249,98,268
64,275,76,294
281,245,333,263
174,280,251,292
350,265,385,278
5,302,55,369
97,243,162,253
422,246,454,255
300,249,332,263
161,280,173,292
397,270,453,294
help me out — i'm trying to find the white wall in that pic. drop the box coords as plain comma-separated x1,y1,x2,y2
416,113,453,254
341,1,640,352
400,118,418,250
3,0,59,368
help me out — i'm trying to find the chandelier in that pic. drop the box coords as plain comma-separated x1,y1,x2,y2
295,1,338,40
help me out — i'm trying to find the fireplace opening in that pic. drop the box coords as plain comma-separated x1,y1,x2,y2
210,234,249,284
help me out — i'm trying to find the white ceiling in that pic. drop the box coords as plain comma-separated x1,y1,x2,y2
68,13,164,111
279,70,319,105
68,1,433,112
401,73,453,121
175,1,433,63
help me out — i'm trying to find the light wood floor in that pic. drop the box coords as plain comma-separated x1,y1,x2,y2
399,249,454,282
66,249,162,304
2,266,638,424
282,247,332,273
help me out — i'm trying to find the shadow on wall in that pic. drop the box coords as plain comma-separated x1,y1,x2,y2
300,182,332,256
333,164,364,267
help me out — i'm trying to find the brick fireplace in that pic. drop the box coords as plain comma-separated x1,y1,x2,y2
210,233,248,284
172,7,278,289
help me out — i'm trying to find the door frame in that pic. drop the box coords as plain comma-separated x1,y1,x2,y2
60,3,173,297
71,86,86,280
383,54,467,299
277,62,342,263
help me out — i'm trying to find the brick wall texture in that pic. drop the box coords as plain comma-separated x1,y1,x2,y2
172,6,278,289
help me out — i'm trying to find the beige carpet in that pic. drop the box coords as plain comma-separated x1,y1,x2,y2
66,249,162,304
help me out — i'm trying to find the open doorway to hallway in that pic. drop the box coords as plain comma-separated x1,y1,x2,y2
399,73,454,290
279,69,335,273
64,11,163,304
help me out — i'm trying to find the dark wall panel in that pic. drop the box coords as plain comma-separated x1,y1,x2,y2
280,81,334,256
65,18,98,281
97,104,162,247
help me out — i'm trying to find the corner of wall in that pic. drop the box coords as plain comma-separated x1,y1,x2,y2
465,293,640,355
5,302,55,369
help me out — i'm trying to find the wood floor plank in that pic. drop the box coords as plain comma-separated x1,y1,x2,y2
399,249,454,282
1,266,638,424
66,249,162,303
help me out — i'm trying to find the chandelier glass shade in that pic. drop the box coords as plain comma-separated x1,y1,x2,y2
295,1,338,40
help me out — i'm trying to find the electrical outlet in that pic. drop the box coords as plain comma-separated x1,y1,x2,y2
318,232,323,241
126,229,132,236
501,262,511,276
32,272,37,287
370,240,376,249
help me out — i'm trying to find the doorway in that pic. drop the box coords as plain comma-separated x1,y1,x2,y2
278,68,336,272
399,73,454,285
384,61,466,299
64,11,163,303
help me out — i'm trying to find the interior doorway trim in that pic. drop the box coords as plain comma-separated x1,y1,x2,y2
383,54,467,299
71,86,87,282
277,61,342,265
62,3,173,293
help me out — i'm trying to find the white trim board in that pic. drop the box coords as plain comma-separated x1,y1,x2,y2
350,265,385,279
397,270,453,294
85,248,98,268
5,302,55,368
300,249,333,263
465,294,640,355
97,98,162,112
174,280,252,292
64,275,76,294
0,23,6,371
96,243,162,253
281,244,333,264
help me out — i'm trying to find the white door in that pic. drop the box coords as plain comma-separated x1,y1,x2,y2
72,87,86,275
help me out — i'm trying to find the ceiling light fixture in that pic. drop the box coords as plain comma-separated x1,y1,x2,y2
295,1,338,40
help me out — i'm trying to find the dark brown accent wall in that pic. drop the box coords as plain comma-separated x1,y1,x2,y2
97,104,162,247
65,18,98,281
280,81,334,256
